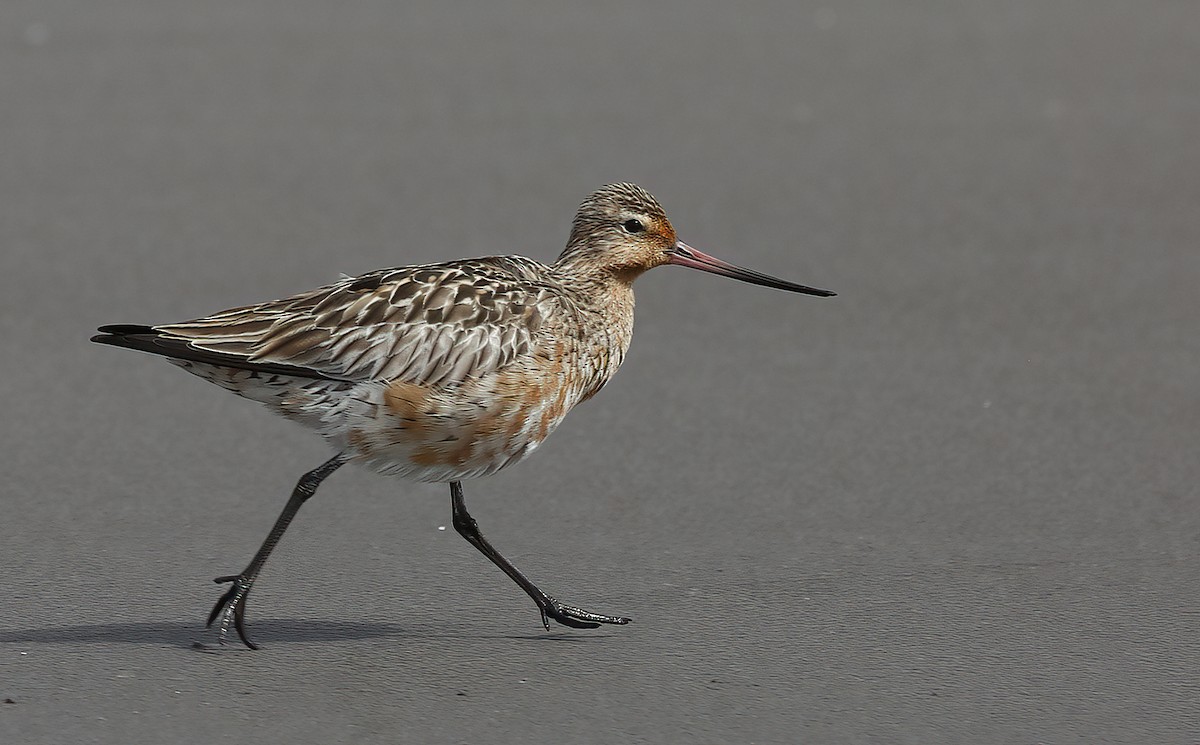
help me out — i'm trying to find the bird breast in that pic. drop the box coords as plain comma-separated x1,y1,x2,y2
338,317,630,483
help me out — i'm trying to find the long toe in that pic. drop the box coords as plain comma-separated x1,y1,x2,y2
544,600,632,630
230,599,258,650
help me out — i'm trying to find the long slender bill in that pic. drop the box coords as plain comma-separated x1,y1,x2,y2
667,241,836,297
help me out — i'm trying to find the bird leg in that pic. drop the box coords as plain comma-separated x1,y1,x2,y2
206,453,347,649
449,481,631,630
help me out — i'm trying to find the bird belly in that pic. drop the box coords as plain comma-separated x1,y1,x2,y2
335,371,580,483
168,352,596,484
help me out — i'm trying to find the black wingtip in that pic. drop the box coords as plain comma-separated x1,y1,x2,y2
92,324,157,348
95,324,155,336
93,321,158,343
91,321,337,381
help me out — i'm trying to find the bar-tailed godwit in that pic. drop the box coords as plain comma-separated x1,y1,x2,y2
93,183,834,649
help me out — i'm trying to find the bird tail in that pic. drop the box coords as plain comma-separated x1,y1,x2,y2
92,324,179,357
91,324,334,380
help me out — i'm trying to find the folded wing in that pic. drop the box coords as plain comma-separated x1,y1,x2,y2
149,259,549,387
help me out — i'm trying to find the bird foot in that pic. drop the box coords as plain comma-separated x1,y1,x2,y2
539,598,631,630
206,574,259,650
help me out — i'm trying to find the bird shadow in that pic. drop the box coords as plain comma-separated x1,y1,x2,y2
0,619,610,650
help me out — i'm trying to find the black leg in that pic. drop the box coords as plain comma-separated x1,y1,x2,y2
206,453,347,649
449,480,630,631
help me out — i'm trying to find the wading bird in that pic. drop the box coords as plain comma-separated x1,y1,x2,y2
92,183,834,648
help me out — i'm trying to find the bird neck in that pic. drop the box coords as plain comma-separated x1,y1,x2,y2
552,241,648,288
546,251,638,399
551,255,641,310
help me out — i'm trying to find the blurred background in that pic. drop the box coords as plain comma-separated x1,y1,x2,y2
2,2,1197,743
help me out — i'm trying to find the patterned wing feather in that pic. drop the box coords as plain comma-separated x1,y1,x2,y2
155,259,549,386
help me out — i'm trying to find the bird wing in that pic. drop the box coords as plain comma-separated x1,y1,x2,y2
154,258,551,386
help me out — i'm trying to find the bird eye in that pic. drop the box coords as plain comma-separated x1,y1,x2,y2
622,219,646,234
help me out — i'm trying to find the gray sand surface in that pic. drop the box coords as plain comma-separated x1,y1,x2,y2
2,2,1197,743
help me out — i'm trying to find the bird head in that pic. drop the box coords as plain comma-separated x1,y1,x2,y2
558,183,835,297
